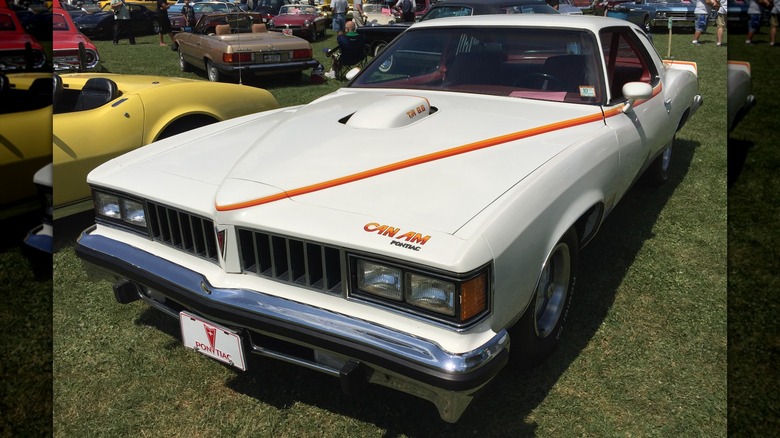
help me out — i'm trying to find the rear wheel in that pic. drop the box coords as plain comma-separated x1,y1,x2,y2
206,59,221,82
643,16,651,33
510,227,578,369
646,136,673,186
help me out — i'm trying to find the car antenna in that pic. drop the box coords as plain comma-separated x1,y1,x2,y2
236,11,243,85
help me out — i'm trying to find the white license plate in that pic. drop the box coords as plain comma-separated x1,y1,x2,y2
180,311,247,371
282,28,293,36
263,53,281,63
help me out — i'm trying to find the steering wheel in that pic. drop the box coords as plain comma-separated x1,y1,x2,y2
514,73,567,91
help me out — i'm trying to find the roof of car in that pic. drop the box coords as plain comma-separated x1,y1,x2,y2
412,13,641,32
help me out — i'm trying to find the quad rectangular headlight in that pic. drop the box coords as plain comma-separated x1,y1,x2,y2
352,256,489,326
93,190,147,229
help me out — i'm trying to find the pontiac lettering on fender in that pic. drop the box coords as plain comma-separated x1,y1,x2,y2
364,222,431,249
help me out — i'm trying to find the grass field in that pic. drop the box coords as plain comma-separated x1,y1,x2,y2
0,22,746,436
726,30,780,437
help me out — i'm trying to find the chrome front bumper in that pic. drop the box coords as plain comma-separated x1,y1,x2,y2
75,225,510,422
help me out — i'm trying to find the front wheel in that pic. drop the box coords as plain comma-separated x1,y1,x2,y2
206,59,221,82
178,49,191,72
510,227,578,369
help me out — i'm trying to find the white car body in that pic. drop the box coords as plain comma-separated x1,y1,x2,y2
76,15,702,422
727,61,755,132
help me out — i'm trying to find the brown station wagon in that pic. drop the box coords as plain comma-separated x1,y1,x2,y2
174,12,320,82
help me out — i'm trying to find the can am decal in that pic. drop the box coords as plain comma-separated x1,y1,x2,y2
364,222,430,251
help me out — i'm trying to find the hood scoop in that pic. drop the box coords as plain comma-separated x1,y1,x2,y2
344,95,434,129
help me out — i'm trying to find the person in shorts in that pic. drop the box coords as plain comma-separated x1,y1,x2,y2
746,0,771,44
716,0,726,46
691,0,718,45
156,0,176,47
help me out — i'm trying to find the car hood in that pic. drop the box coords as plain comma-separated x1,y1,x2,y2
74,12,111,24
103,89,606,235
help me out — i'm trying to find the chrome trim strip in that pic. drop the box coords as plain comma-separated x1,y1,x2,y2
76,226,509,380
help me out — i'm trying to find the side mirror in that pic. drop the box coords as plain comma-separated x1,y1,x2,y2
621,81,653,113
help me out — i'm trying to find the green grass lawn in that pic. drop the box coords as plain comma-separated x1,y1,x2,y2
726,30,780,437
45,27,734,437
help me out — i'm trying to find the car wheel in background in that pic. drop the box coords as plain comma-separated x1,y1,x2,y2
179,49,191,72
646,136,673,186
643,16,651,33
206,59,221,82
510,227,578,369
153,21,161,34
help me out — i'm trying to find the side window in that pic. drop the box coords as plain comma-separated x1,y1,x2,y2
600,28,658,104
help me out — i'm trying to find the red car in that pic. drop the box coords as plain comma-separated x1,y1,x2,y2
52,0,100,71
0,0,47,71
267,4,327,42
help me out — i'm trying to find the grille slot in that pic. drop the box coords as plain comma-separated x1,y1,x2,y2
237,228,344,294
147,202,218,263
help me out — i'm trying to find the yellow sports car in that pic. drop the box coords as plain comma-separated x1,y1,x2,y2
53,73,279,217
0,72,52,212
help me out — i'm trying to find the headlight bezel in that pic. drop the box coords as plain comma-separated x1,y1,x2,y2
92,188,149,233
348,253,491,328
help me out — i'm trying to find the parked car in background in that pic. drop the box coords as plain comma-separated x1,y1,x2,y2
52,72,279,216
76,14,702,423
606,0,696,32
175,12,320,82
74,2,160,39
570,0,598,14
361,2,400,25
23,163,53,257
267,4,328,42
0,72,51,209
169,1,242,31
357,0,559,56
556,0,584,14
0,0,47,71
52,0,101,71
727,61,755,132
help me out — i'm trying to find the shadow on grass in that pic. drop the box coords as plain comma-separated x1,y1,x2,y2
727,138,754,188
111,137,698,434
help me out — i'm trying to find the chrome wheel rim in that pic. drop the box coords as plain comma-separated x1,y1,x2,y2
534,241,571,338
661,143,672,172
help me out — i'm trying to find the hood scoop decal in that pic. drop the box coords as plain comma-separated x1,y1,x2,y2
344,95,433,129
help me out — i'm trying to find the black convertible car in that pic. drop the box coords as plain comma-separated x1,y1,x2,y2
73,3,159,40
357,0,559,56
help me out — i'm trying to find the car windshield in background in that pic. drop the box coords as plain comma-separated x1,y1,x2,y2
351,26,604,105
279,5,317,14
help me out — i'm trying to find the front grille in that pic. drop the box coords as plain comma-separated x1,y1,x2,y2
147,202,219,263
237,228,344,294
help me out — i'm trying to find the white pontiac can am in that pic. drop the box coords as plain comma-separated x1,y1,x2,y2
76,15,702,422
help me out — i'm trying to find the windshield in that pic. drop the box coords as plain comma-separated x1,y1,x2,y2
279,5,317,14
351,26,604,105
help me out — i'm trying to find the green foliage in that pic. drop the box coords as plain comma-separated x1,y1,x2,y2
47,29,733,436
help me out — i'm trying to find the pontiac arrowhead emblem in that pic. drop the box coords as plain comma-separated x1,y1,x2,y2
215,227,227,260
204,324,217,351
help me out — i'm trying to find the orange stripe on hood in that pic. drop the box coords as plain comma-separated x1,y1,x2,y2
216,108,617,211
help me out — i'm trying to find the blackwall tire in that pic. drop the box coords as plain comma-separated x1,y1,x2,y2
510,227,578,369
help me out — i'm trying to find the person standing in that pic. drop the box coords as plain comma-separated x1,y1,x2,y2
745,0,770,43
715,0,726,46
111,0,135,45
394,0,416,23
331,0,348,33
156,0,176,47
182,0,196,30
353,0,364,27
770,0,779,45
691,0,717,45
